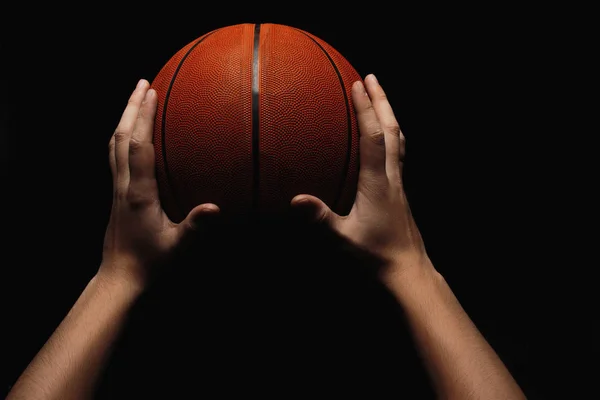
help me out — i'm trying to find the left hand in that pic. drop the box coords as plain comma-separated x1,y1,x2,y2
99,79,219,288
291,75,429,283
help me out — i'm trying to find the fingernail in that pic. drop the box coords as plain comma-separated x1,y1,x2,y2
137,79,146,89
353,80,367,95
201,204,220,213
367,74,378,85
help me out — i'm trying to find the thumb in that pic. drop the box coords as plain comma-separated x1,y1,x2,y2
290,194,339,229
177,203,220,243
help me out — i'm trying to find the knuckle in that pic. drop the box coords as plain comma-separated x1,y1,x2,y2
384,123,401,137
126,187,151,208
108,136,115,152
113,128,129,143
369,128,386,146
128,136,145,154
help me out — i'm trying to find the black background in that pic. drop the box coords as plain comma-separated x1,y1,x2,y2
1,5,579,399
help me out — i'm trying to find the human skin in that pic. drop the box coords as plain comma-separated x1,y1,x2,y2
6,80,219,400
7,76,526,400
291,74,527,400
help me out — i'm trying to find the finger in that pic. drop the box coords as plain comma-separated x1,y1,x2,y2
108,135,117,194
175,203,221,248
352,79,387,186
290,194,341,231
128,88,159,204
112,79,149,189
365,74,405,182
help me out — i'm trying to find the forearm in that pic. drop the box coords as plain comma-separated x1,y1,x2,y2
382,261,526,400
7,270,143,400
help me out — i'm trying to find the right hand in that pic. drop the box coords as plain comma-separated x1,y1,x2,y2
100,79,219,289
291,74,432,283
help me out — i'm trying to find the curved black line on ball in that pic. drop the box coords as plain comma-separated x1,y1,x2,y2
162,29,220,221
295,29,354,214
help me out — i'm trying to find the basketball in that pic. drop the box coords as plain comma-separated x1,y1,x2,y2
151,23,361,222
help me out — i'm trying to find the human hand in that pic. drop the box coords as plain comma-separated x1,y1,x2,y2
291,74,431,282
99,79,219,288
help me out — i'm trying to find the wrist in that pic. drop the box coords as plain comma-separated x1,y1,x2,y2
95,265,146,300
378,255,442,301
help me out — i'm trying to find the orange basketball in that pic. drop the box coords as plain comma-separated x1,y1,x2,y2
151,23,361,222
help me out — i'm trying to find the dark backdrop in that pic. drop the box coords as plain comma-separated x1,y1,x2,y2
2,6,575,399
